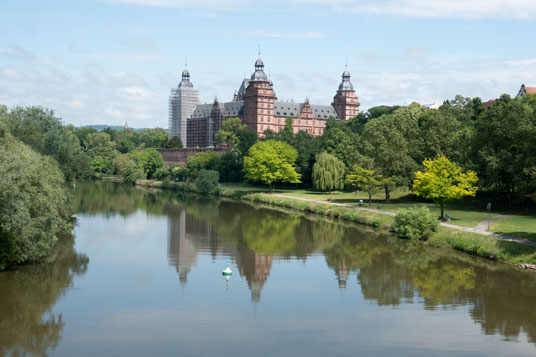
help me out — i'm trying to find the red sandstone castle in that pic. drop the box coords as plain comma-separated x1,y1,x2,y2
168,57,360,148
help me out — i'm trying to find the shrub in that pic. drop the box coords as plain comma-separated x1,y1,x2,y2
393,206,438,240
194,169,220,194
153,166,170,180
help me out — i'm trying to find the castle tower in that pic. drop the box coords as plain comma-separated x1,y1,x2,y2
243,58,277,134
169,68,200,145
331,70,360,120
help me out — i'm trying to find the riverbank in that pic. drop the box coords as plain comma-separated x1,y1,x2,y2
135,179,536,270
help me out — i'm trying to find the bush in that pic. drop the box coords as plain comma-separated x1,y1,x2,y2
153,166,170,180
194,169,220,194
393,206,438,240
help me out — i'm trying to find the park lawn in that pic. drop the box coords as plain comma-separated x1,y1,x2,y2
490,214,536,242
273,188,495,228
273,187,410,203
378,203,498,228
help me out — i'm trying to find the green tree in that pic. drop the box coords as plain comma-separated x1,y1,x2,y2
195,169,220,194
215,117,247,147
243,140,301,191
134,148,165,179
0,127,72,270
164,136,183,149
186,151,221,178
312,152,345,193
345,165,386,206
117,137,136,153
3,106,90,180
473,95,536,195
360,103,424,201
412,155,478,220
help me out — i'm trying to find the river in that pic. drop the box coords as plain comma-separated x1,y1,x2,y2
1,181,535,356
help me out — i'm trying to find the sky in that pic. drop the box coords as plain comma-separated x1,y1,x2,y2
1,0,535,128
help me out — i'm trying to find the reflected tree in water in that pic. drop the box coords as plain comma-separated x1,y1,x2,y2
0,235,88,356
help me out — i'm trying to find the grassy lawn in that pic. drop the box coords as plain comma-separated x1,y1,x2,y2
490,214,536,242
271,187,498,228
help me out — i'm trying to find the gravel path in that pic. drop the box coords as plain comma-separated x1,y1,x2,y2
272,194,536,247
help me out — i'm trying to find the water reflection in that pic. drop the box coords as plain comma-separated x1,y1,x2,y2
73,181,536,346
0,235,89,356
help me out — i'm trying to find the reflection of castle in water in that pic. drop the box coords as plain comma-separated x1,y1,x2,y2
237,250,272,303
166,207,273,302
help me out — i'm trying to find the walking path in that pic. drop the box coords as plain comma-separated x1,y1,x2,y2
273,194,536,247
474,214,510,231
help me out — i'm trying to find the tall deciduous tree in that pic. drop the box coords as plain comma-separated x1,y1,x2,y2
0,126,72,270
412,155,478,220
360,103,425,201
345,165,386,206
243,140,301,191
312,152,345,193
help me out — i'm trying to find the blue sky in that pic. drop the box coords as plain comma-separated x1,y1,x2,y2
1,0,535,128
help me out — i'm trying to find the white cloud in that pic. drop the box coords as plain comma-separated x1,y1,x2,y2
312,0,536,20
109,0,536,19
245,30,326,39
0,45,37,61
109,0,249,10
0,65,29,81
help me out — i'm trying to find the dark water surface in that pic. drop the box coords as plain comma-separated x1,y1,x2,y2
1,181,536,356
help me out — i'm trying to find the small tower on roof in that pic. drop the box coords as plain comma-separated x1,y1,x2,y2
243,54,277,134
331,64,360,120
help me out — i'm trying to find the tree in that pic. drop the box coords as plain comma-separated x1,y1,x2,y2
412,155,478,220
345,165,386,206
3,106,90,180
165,136,183,149
186,151,221,178
195,169,220,194
215,117,247,147
360,103,424,201
134,148,165,179
473,95,536,195
243,140,301,191
312,152,345,193
0,127,72,269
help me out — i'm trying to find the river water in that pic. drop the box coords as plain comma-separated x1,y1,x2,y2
1,181,535,356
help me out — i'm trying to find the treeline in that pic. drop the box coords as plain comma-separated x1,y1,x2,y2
177,94,536,205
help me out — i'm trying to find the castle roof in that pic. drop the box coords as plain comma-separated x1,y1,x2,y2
338,70,354,91
179,68,193,88
250,58,269,81
189,101,244,119
273,101,339,120
188,100,339,121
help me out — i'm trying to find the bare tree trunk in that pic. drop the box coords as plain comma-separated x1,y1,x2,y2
440,204,444,220
384,185,390,203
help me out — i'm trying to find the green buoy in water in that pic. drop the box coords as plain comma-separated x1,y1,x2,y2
222,256,232,275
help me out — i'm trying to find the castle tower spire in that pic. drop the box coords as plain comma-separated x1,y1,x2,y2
331,68,360,120
243,56,277,134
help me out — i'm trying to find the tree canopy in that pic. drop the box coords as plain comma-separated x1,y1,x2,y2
0,127,72,270
312,152,345,193
413,155,478,219
243,140,301,191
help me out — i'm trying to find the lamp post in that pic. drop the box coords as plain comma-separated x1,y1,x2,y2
487,203,492,230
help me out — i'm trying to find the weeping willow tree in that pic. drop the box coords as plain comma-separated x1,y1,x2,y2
312,151,346,193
